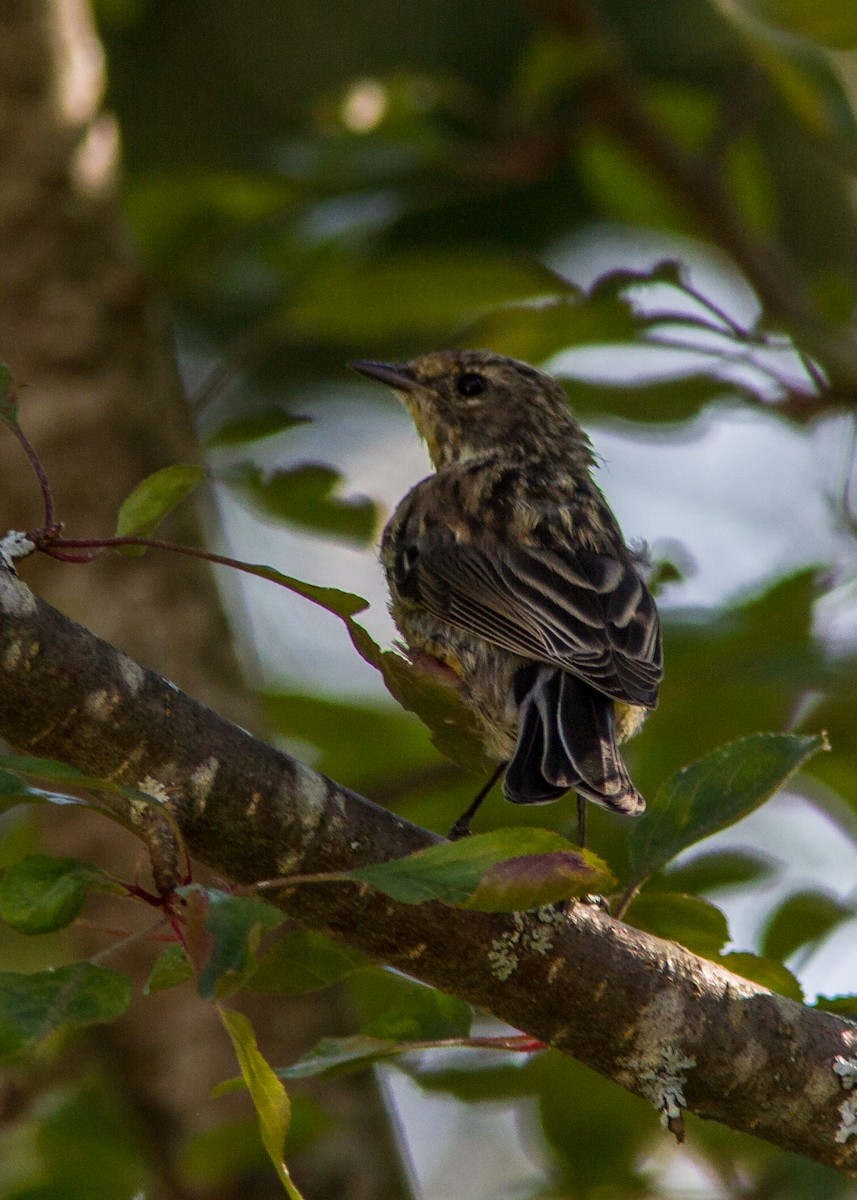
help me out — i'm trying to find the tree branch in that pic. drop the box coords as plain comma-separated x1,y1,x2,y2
1,566,856,1170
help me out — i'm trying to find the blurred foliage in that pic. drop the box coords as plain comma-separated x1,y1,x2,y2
4,0,857,1196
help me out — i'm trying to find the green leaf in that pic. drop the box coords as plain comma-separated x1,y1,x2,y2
374,648,487,774
276,1035,427,1080
458,294,640,364
561,373,758,425
219,1008,304,1199
362,984,472,1042
144,944,194,994
623,892,730,957
714,951,804,1001
187,888,285,999
289,251,573,340
729,9,857,161
760,889,854,962
205,409,311,448
660,848,780,895
627,732,828,887
347,827,614,911
815,995,857,1019
115,464,206,551
223,461,377,544
740,0,857,49
248,929,369,995
0,854,116,934
0,964,132,1057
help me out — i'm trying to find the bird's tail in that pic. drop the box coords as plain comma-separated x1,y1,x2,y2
504,666,645,815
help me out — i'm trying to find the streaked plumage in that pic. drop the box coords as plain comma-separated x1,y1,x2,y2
351,350,662,824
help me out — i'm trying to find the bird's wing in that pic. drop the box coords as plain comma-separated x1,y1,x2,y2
401,533,662,707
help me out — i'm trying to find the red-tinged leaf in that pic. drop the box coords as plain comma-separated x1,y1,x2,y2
468,850,613,913
347,827,612,911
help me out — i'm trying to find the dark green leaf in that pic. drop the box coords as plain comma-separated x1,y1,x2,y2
144,944,194,994
205,409,311,448
363,985,472,1042
561,373,758,424
248,929,369,995
627,732,828,887
289,252,573,340
815,995,857,1019
276,1035,424,1080
623,892,730,957
223,461,377,544
715,951,804,1001
459,294,640,363
0,964,132,1057
374,648,487,774
760,889,854,962
115,464,206,550
260,690,438,791
741,1,857,49
661,848,780,894
731,11,857,164
347,827,613,910
0,855,116,934
184,887,284,999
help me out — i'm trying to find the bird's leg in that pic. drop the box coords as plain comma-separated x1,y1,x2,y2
447,762,506,840
576,795,587,848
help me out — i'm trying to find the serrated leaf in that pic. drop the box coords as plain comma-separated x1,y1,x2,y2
115,465,206,552
627,733,828,887
218,1008,304,1199
184,888,284,999
224,461,377,544
144,944,194,994
205,410,311,448
347,827,613,911
0,854,116,934
760,889,854,962
715,951,804,1001
248,930,369,995
623,892,730,957
0,964,132,1057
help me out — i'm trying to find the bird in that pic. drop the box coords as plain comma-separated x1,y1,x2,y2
350,350,662,842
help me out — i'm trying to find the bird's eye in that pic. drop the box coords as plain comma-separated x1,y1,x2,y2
456,372,487,398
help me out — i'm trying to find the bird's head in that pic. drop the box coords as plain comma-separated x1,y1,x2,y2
350,350,593,469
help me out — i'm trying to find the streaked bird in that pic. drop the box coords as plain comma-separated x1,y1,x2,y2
351,350,662,840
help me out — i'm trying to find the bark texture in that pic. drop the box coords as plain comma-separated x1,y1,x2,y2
2,568,856,1173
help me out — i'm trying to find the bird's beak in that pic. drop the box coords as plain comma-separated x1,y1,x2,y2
349,360,418,391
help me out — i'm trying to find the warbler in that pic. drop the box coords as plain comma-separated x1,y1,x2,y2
351,350,662,840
